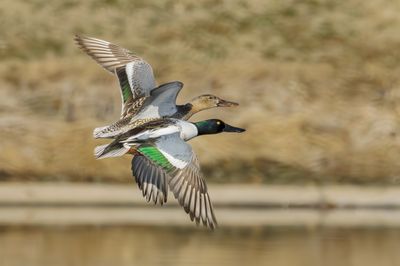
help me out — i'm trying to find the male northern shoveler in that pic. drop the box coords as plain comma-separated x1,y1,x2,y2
74,35,238,139
95,118,245,229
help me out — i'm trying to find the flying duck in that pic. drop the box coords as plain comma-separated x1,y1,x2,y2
74,35,238,139
95,118,245,229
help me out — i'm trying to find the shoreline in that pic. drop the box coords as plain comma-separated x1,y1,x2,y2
1,182,400,227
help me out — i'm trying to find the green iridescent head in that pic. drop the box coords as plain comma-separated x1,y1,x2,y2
194,119,245,135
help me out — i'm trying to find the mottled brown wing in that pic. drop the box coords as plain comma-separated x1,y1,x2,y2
74,35,156,116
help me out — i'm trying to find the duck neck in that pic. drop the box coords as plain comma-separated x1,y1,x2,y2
181,98,214,119
177,103,195,120
194,121,218,136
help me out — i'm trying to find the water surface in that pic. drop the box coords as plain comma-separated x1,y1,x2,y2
1,226,399,266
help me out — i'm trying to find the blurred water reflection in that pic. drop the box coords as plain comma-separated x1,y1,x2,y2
1,226,399,266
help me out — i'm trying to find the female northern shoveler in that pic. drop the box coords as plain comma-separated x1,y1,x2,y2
93,81,238,138
95,118,245,229
74,35,238,139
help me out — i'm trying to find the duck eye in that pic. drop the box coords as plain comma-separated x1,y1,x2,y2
216,121,221,125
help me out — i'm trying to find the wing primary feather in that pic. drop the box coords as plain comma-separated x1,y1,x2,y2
133,156,146,193
200,193,207,226
151,170,160,204
135,158,143,192
162,171,168,203
177,184,190,205
161,171,168,204
183,185,191,213
209,195,218,229
205,196,211,227
148,167,155,202
132,158,141,187
131,157,138,184
169,171,182,190
158,169,167,204
155,169,161,205
142,164,148,197
150,166,159,204
156,169,165,205
144,158,152,198
138,160,146,190
145,167,153,202
189,187,196,221
171,175,185,198
195,190,200,225
178,181,188,205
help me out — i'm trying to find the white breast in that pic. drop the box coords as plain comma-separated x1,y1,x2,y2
177,121,198,141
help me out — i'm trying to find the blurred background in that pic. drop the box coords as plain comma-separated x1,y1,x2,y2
1,0,400,265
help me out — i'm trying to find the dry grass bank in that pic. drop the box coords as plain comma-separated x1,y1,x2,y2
1,0,400,184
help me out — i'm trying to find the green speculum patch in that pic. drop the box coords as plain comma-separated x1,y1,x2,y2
138,146,174,171
122,84,132,102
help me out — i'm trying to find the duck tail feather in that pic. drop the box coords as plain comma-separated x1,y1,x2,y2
93,126,109,138
94,142,129,159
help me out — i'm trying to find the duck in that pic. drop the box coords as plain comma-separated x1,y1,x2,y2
74,35,238,139
95,117,245,229
93,81,238,138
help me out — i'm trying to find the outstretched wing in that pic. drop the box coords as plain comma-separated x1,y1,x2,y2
74,35,157,116
131,133,217,229
135,81,183,119
131,151,170,205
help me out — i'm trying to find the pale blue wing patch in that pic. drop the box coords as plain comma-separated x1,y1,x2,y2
154,133,192,169
134,81,183,120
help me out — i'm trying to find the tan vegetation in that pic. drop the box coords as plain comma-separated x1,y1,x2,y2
1,0,400,184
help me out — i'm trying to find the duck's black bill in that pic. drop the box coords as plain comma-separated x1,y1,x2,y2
217,99,239,107
223,124,246,133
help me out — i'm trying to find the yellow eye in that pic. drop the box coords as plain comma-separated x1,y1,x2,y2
217,121,221,125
